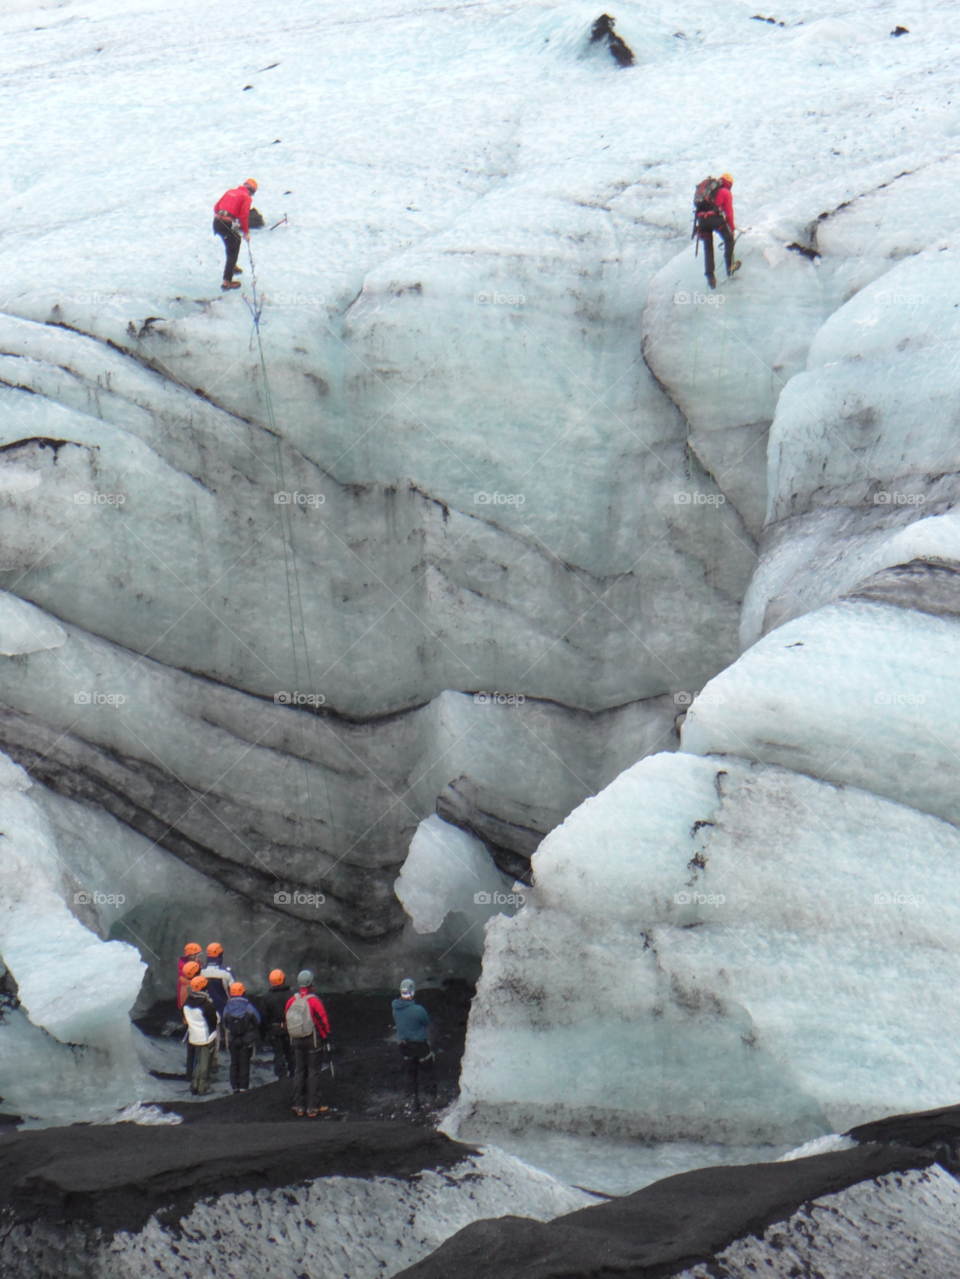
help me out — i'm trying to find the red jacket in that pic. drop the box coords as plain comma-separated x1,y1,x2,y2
714,182,734,232
285,988,330,1038
214,186,252,235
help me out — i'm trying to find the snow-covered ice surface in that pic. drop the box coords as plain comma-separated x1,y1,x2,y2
677,1165,960,1279
0,1147,596,1279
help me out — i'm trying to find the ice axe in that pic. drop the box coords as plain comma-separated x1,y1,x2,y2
269,213,288,231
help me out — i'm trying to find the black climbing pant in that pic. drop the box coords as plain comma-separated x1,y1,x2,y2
698,213,734,282
185,1040,197,1080
400,1040,436,1106
213,217,242,282
229,1042,253,1091
269,1026,295,1079
292,1038,323,1112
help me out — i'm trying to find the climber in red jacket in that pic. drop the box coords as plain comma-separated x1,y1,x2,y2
213,179,257,292
694,173,738,290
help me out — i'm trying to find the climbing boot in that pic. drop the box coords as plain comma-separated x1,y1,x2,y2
221,280,241,291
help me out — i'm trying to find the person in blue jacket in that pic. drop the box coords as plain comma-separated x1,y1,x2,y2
222,981,261,1092
392,978,435,1108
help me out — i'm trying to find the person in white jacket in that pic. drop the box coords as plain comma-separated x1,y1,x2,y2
183,974,220,1095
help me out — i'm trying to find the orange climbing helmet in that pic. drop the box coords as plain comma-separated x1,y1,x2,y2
184,942,202,957
206,942,223,958
182,961,201,980
190,975,208,991
269,969,285,986
229,982,245,996
243,178,258,193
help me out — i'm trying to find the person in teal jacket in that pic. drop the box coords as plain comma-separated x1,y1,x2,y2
392,978,435,1108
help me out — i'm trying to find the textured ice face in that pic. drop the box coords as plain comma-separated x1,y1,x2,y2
455,751,960,1144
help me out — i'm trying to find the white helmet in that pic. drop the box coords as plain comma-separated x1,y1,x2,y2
399,978,416,998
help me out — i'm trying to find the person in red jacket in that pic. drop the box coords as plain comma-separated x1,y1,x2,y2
213,178,258,291
696,173,737,290
285,969,331,1117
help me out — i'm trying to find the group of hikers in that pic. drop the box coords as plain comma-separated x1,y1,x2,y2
212,172,739,294
177,943,435,1117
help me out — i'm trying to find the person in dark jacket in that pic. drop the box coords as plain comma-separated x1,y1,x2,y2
263,969,295,1080
222,982,261,1092
183,975,220,1095
696,173,737,290
285,969,331,1118
212,179,257,291
392,978,435,1108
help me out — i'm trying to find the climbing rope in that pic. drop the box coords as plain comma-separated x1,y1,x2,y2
242,242,337,914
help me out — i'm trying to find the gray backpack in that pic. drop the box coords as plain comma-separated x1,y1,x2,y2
286,993,314,1039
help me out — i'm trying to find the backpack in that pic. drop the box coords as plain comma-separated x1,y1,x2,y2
694,177,722,216
286,993,315,1039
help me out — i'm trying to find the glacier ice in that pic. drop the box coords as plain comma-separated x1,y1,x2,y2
454,750,960,1144
2,0,960,1163
0,1145,596,1279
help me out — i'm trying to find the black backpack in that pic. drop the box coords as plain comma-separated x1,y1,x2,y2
694,177,722,215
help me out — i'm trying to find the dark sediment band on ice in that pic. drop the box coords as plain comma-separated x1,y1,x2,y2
0,1116,472,1238
394,1144,935,1279
847,1100,960,1166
